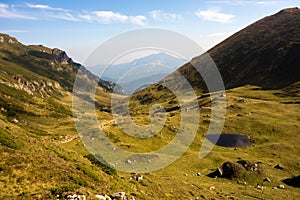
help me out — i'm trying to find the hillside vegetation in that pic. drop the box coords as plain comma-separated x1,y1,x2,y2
0,7,299,200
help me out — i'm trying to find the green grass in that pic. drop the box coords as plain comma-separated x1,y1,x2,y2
0,128,24,149
0,33,299,199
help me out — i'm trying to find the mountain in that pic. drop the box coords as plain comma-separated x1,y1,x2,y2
154,7,300,95
91,52,186,95
0,8,300,199
0,33,117,94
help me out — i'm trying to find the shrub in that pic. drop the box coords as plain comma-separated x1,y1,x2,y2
84,154,117,176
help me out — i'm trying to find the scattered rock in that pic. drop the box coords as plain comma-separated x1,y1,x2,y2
110,192,126,200
256,184,261,189
217,167,223,177
209,186,215,191
264,177,271,182
125,159,132,164
130,173,143,181
237,180,247,185
274,164,284,170
278,184,285,189
65,194,86,200
238,99,247,103
196,172,202,177
11,118,19,123
208,159,263,179
95,195,107,200
256,184,264,190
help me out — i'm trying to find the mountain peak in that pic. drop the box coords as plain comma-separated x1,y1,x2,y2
167,7,300,92
279,7,299,13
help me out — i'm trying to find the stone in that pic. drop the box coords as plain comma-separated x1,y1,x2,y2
264,177,271,182
238,99,247,103
217,167,223,177
274,164,284,170
278,184,285,189
11,118,19,123
126,159,132,164
95,195,106,200
256,185,262,190
111,192,126,200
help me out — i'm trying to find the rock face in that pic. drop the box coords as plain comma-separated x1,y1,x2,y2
0,33,123,94
0,34,19,44
0,75,62,97
51,48,73,65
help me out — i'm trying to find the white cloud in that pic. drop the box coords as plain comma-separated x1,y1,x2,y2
26,3,65,11
26,3,78,21
48,12,79,21
93,11,128,23
255,1,278,5
0,3,35,19
150,10,181,21
79,14,92,22
195,8,234,23
79,11,146,25
130,15,146,26
210,0,280,6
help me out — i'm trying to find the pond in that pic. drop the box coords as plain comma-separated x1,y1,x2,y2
205,134,251,147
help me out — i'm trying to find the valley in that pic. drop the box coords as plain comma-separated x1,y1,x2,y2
0,7,299,200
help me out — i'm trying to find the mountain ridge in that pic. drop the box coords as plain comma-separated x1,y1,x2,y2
0,33,118,94
172,7,300,93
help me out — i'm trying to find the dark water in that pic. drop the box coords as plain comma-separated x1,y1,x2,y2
205,134,251,147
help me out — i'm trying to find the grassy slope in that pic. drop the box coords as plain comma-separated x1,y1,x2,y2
0,33,299,199
1,56,299,199
97,84,300,199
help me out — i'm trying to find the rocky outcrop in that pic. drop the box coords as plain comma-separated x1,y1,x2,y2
208,159,264,181
51,48,74,65
0,34,19,44
0,75,62,97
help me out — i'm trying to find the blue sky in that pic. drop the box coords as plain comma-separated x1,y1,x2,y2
0,0,299,63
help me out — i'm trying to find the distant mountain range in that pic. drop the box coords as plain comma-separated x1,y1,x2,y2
89,52,186,95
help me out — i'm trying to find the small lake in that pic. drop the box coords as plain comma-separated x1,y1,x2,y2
205,134,251,147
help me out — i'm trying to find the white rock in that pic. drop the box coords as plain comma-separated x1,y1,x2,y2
95,194,106,200
209,186,215,190
278,184,285,189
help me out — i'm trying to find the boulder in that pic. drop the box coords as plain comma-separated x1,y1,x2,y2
208,159,264,180
110,192,126,200
95,195,106,200
274,164,284,170
264,177,271,182
278,184,285,189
